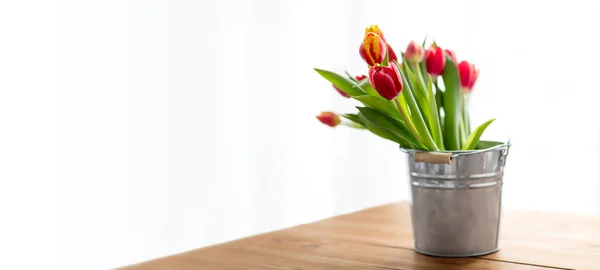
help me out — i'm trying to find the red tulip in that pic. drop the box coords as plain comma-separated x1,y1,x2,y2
445,49,458,64
332,84,350,98
425,47,446,76
355,75,367,81
458,61,479,91
387,44,398,63
316,112,341,127
368,64,403,100
359,32,386,66
405,41,424,64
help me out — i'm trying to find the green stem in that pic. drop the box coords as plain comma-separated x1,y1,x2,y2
416,64,444,150
463,93,471,134
414,64,428,99
394,98,422,144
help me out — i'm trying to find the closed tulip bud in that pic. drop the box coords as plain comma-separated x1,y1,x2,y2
368,64,403,100
332,84,350,98
355,74,367,81
359,32,386,66
405,41,425,64
316,112,341,127
425,46,446,76
365,25,385,41
458,61,479,92
445,49,458,63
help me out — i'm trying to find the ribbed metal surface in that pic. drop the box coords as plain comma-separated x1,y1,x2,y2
404,143,510,257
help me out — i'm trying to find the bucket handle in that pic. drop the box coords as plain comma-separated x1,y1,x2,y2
402,140,511,164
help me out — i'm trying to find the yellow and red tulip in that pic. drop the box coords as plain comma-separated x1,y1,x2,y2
316,112,341,127
368,64,403,100
359,32,386,66
365,25,385,41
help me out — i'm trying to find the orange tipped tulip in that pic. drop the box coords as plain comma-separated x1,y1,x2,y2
365,25,385,41
316,112,341,127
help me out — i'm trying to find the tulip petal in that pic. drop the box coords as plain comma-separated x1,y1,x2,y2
371,72,398,100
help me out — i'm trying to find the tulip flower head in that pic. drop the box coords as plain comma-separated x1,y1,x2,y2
316,112,341,127
405,41,425,65
365,25,385,41
368,64,403,100
458,61,479,92
359,32,386,66
425,46,446,77
355,74,367,81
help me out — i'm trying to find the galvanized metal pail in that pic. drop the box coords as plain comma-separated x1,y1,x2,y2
401,142,510,257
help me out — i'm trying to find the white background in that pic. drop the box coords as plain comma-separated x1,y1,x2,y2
0,0,598,269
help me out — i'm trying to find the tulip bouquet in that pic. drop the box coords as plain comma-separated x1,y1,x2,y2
316,25,495,151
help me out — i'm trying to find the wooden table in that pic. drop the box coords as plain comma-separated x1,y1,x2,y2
120,202,600,270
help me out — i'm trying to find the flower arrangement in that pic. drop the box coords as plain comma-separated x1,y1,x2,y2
315,25,495,151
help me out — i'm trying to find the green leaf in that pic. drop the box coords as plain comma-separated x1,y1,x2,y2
357,107,423,149
462,118,496,150
353,95,403,120
395,62,438,151
441,55,462,150
355,79,379,97
342,122,366,129
476,140,504,150
426,75,444,150
314,68,366,97
358,113,404,145
341,113,361,123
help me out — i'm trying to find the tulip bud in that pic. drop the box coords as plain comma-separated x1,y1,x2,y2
332,84,350,98
359,32,386,66
425,46,446,76
458,61,479,92
365,25,385,41
405,41,425,64
368,64,403,100
316,112,341,127
445,49,458,63
355,75,367,81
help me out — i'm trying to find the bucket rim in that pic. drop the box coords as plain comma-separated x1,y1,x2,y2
399,140,511,156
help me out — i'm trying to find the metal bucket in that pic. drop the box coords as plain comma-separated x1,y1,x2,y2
401,142,510,257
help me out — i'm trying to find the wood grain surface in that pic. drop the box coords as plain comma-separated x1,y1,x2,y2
120,202,600,270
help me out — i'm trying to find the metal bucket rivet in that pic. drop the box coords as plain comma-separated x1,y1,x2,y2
401,142,511,257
